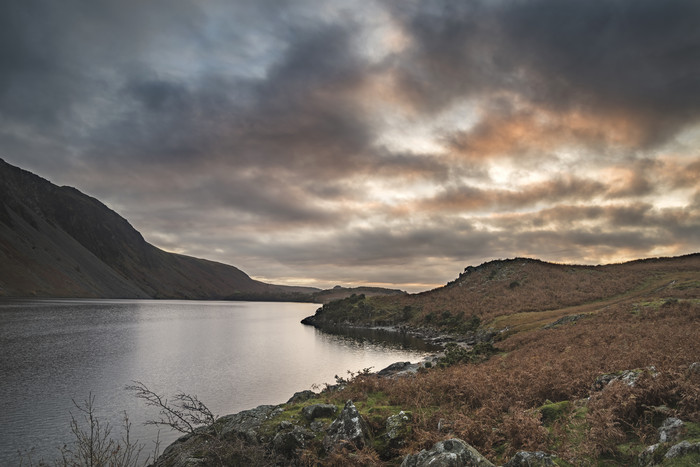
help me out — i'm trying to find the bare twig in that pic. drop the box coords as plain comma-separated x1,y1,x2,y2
126,381,218,437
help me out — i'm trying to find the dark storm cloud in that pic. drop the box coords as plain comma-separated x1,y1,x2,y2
127,80,191,113
498,0,700,121
385,0,700,148
0,0,204,120
83,15,380,180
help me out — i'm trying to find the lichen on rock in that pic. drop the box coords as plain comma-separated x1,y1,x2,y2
322,400,372,452
401,438,495,467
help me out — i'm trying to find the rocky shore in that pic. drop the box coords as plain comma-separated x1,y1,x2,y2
149,323,462,466
151,360,700,466
148,310,700,466
300,312,499,350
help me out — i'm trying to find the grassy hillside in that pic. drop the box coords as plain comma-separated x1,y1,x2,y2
305,254,700,333
287,255,700,465
310,286,407,304
318,301,700,465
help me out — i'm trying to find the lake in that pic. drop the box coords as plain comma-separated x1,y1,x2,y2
0,299,434,464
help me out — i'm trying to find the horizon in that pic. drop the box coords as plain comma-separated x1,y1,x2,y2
2,1,699,293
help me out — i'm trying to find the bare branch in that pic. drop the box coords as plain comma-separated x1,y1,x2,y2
126,381,218,437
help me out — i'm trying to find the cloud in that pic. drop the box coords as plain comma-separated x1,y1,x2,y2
1,0,699,291
384,0,700,149
413,176,608,213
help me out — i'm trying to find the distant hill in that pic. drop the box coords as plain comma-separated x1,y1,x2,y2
310,285,406,303
0,158,318,299
303,254,700,329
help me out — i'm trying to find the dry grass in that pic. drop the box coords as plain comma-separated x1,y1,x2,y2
357,254,700,328
296,255,700,464
314,298,700,464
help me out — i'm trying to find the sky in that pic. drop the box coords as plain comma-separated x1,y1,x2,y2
2,0,700,292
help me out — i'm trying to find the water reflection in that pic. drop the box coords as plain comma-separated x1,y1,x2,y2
312,325,440,352
0,299,433,464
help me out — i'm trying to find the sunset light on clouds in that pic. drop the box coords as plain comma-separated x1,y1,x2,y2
2,0,699,291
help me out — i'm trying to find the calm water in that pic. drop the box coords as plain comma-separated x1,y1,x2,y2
0,299,433,464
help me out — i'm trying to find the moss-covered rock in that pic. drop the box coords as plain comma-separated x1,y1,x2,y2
539,400,571,425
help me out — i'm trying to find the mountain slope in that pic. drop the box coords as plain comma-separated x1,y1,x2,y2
0,159,317,298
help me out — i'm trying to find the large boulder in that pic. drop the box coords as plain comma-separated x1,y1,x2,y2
401,438,495,467
152,404,281,467
323,400,372,452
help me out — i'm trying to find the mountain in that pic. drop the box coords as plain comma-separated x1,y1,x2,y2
0,158,317,299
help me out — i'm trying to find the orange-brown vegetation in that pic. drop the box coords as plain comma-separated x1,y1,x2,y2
305,270,700,465
311,254,700,331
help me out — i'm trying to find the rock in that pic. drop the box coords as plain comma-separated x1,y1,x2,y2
301,403,338,421
377,361,412,376
658,417,685,443
503,451,556,466
152,405,281,467
287,390,318,404
277,420,293,431
401,438,495,467
378,361,423,378
665,440,700,459
591,368,654,391
637,443,659,466
217,404,282,443
323,400,372,452
310,420,327,432
384,411,412,449
300,315,317,326
272,425,315,458
689,362,700,374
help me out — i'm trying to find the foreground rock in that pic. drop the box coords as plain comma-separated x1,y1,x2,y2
151,399,378,466
401,438,495,467
152,405,282,467
323,400,372,452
